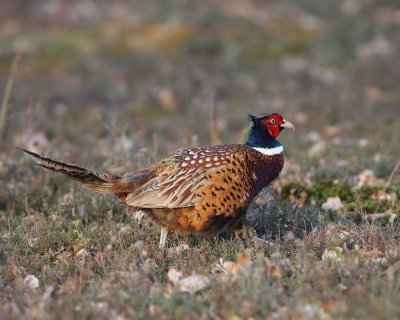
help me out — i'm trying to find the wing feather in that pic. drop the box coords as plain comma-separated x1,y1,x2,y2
126,166,210,208
125,145,253,218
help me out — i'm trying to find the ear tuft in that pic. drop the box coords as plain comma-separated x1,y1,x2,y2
248,114,257,123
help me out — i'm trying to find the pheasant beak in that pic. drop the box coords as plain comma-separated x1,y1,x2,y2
280,119,295,130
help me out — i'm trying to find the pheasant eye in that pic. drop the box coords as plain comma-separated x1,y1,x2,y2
270,118,276,124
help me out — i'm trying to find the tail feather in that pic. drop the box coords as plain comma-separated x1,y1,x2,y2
17,147,116,189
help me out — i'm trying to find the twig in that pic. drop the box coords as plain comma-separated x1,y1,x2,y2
386,159,400,189
96,112,118,143
152,133,159,161
0,54,21,141
208,92,220,144
362,213,392,221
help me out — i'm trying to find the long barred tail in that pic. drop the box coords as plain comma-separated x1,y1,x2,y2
17,147,116,191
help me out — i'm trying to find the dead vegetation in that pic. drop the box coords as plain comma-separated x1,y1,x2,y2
1,0,400,319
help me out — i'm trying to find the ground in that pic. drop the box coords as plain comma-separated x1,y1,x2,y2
0,1,399,319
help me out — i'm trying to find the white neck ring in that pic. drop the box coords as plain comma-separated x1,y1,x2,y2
252,146,283,156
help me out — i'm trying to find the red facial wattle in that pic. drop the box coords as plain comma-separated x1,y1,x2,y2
267,124,280,138
262,117,282,138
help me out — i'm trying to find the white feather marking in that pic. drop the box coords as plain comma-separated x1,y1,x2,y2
181,163,188,167
252,146,283,156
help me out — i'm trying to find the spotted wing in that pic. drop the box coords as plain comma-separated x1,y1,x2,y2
125,145,254,217
193,152,252,218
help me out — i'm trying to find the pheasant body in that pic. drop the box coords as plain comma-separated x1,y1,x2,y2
126,144,284,233
19,113,294,247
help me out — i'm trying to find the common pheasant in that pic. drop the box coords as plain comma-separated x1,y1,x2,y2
19,113,294,248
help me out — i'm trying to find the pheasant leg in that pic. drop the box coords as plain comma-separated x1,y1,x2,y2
159,227,168,249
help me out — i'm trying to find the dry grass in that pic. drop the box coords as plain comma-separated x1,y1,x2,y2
1,0,400,319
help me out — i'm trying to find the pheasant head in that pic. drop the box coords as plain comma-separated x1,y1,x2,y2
246,113,295,150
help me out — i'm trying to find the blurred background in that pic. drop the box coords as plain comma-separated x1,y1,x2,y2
0,3,399,317
0,0,399,180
